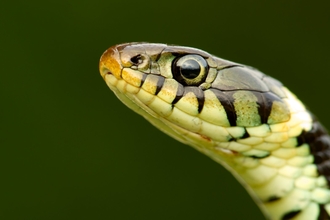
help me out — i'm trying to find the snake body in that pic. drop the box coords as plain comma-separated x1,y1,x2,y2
99,42,330,220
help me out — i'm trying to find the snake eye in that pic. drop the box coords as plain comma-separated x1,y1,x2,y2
172,54,208,86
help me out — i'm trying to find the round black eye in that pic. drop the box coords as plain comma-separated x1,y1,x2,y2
172,54,208,86
180,59,201,79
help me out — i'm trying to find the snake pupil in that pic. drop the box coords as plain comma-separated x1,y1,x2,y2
172,54,208,86
180,59,201,79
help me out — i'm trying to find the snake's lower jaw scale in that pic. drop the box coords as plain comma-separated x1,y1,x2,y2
100,42,330,220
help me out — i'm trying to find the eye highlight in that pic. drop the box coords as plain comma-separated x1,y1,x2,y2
180,59,201,79
172,54,208,86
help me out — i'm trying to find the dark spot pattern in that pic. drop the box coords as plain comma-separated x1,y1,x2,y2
294,115,330,219
140,73,147,87
253,92,283,124
266,196,281,202
171,86,205,112
210,88,285,127
183,87,205,113
172,83,184,105
281,210,301,220
155,76,165,95
296,117,330,185
210,89,237,126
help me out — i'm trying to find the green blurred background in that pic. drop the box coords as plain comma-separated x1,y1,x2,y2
1,1,330,219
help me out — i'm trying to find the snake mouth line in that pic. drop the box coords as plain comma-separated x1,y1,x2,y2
100,67,114,80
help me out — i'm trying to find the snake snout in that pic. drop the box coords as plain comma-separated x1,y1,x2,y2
99,45,122,80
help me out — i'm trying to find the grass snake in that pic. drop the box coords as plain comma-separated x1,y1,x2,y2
99,42,330,220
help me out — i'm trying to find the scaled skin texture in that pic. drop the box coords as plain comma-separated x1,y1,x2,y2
100,42,330,220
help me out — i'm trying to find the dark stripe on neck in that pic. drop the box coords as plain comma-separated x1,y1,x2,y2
183,87,205,113
296,117,330,186
155,76,165,95
210,89,237,126
253,92,282,124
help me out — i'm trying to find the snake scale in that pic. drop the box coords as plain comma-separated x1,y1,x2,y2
99,42,330,220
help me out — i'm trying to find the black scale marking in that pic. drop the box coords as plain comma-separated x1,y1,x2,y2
171,86,205,113
210,89,284,127
295,116,330,220
282,210,301,220
155,76,165,95
172,83,184,105
183,87,205,113
296,119,330,185
168,66,330,218
140,73,147,87
210,89,237,126
266,196,281,202
253,91,283,124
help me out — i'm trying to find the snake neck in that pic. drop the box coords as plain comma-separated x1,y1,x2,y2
161,95,330,219
201,120,330,220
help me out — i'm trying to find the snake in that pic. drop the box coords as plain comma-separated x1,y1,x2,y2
99,42,330,220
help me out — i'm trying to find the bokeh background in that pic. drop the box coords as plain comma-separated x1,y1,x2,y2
2,1,330,219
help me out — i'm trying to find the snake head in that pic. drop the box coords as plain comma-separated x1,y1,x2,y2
99,42,240,87
99,42,296,157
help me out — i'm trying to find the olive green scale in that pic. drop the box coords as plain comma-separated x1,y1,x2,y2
99,42,330,220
